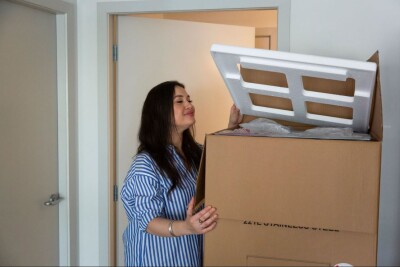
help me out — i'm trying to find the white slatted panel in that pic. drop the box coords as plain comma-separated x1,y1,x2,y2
211,44,377,133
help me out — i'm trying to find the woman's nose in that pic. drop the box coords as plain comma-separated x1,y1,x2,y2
185,100,193,108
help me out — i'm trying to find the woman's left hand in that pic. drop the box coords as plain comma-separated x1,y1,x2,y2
185,197,218,235
228,104,243,128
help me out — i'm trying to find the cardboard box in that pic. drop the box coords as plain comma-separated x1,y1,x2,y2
195,51,382,266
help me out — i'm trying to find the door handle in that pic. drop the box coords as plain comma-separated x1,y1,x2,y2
44,193,62,206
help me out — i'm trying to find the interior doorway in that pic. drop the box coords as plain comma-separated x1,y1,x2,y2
132,10,278,50
110,9,278,266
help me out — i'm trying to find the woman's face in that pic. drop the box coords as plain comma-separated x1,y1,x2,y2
173,86,195,133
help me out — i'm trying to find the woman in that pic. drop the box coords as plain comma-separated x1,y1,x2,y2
120,80,242,266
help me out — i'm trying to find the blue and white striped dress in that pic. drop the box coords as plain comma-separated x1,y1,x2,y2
120,145,202,267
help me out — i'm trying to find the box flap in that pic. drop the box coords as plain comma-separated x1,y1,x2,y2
211,44,377,133
194,138,206,212
368,51,383,141
204,134,381,234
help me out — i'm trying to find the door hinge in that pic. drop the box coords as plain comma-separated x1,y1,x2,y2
112,44,118,62
113,184,118,202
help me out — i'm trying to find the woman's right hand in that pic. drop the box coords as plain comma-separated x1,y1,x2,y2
185,197,218,235
228,104,243,128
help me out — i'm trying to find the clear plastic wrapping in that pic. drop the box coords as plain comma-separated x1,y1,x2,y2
218,118,371,141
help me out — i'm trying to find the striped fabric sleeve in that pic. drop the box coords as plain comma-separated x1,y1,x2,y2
120,178,136,221
133,174,165,231
121,153,166,232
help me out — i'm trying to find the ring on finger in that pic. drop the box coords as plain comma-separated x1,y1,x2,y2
199,219,204,224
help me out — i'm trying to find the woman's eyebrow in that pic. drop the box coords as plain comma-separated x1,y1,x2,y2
174,95,190,98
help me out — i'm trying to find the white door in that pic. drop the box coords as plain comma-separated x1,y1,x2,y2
0,1,59,265
116,16,255,265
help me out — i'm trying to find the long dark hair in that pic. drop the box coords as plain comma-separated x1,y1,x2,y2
137,81,202,193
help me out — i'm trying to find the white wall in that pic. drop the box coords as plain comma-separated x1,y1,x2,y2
76,0,100,265
76,0,400,265
290,1,400,265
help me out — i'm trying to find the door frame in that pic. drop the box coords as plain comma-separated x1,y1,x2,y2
14,0,78,265
98,0,290,265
